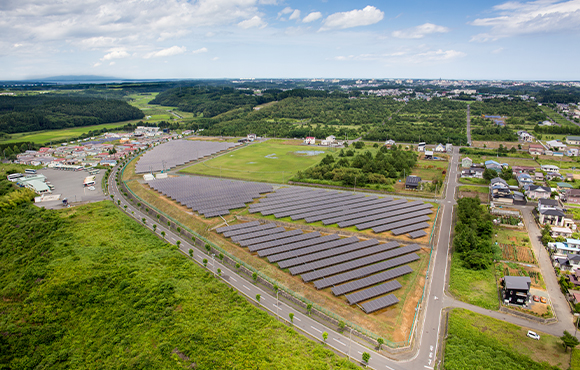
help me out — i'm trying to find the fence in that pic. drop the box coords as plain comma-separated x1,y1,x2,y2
118,150,441,349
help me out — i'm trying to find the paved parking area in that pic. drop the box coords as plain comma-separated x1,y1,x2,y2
34,168,107,209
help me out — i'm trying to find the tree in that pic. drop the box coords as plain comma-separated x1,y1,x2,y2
176,240,181,248
306,303,312,315
561,331,579,351
177,227,181,233
252,272,258,282
217,268,221,276
153,224,157,232
377,337,384,350
161,231,165,239
235,263,240,269
205,243,211,253
142,218,146,224
289,313,294,323
362,352,370,364
157,214,160,220
338,320,345,332
167,221,171,227
218,253,224,261
188,249,193,257
203,258,208,267
322,331,328,342
123,205,127,211
483,168,496,181
255,294,261,302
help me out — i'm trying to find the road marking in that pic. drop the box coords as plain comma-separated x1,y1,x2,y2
357,351,363,355
230,276,237,282
294,317,301,321
424,366,434,369
333,338,346,346
385,366,394,370
273,304,278,308
243,285,251,291
311,326,322,333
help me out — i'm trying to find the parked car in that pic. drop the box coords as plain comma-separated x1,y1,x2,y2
527,331,540,340
540,297,547,304
533,295,539,302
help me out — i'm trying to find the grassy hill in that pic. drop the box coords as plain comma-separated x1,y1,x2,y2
0,201,357,369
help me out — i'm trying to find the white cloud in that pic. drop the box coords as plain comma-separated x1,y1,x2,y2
212,56,220,61
279,7,294,16
492,47,504,54
238,15,266,29
471,0,580,42
415,49,466,61
13,43,23,48
109,61,115,65
320,6,384,31
332,48,465,63
303,11,322,23
144,45,186,59
289,9,301,20
392,23,450,39
93,62,101,67
192,47,208,54
101,48,130,61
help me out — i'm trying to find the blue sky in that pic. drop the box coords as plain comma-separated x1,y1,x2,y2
1,0,579,80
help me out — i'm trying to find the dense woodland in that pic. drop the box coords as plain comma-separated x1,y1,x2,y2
0,95,144,134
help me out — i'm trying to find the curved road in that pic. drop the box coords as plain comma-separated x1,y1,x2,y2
108,147,574,369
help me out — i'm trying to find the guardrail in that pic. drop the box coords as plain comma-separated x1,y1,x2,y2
117,150,440,349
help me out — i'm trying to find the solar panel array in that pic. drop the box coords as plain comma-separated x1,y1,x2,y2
408,230,428,239
215,221,423,314
135,139,240,173
147,176,272,217
249,187,433,236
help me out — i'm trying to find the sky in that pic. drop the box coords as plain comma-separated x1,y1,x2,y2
1,0,579,81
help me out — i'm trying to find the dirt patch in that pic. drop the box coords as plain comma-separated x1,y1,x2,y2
458,191,489,203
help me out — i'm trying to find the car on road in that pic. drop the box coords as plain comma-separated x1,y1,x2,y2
533,295,539,302
540,297,547,304
87,186,96,191
527,331,540,340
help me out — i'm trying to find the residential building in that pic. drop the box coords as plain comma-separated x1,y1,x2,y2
461,157,473,168
553,254,580,273
512,165,536,175
321,135,336,146
557,182,574,191
384,139,395,149
446,143,453,152
247,133,257,141
517,173,534,187
568,148,579,157
541,164,560,173
538,208,573,227
526,185,551,200
546,140,567,151
537,198,561,213
517,130,534,142
405,175,421,190
502,276,531,306
567,136,580,145
551,227,574,238
435,143,445,152
424,150,434,160
565,189,580,204
461,166,484,179
528,144,545,156
304,137,316,145
567,173,575,182
546,172,563,181
418,142,426,152
534,172,544,181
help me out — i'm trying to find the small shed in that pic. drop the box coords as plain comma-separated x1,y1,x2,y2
405,176,421,190
503,276,531,305
461,157,472,168
143,174,155,181
424,150,434,160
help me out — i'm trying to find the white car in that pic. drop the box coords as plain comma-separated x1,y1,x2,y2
527,330,540,340
87,186,96,191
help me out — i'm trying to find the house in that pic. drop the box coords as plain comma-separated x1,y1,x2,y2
546,140,567,151
534,172,544,181
553,254,580,273
405,175,421,190
526,185,551,200
512,166,536,175
517,173,534,187
446,143,453,152
569,271,580,287
557,182,574,191
461,166,484,179
461,157,473,168
551,227,574,238
528,144,545,156
418,142,426,152
424,150,434,160
247,133,257,141
539,120,554,126
546,172,563,181
538,208,573,227
517,130,534,142
537,198,561,213
490,177,509,189
502,276,531,306
435,143,445,152
384,139,395,149
566,189,580,204
566,173,575,182
304,137,316,145
541,164,560,173
491,177,513,204
567,136,580,145
321,135,336,146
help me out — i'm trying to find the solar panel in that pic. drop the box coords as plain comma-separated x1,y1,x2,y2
345,280,402,305
408,230,428,239
317,198,397,224
222,223,277,238
391,222,430,235
289,240,397,276
279,195,367,219
313,253,419,289
331,265,413,296
370,215,431,233
328,199,412,227
361,294,399,313
231,227,286,242
274,236,359,266
260,193,352,216
216,221,260,234
241,229,304,248
250,190,332,213
263,234,342,260
337,201,428,228
357,209,432,231
252,232,322,255
290,196,378,221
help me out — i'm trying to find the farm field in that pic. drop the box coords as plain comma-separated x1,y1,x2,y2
444,308,571,370
181,139,333,183
494,227,536,264
540,105,574,126
126,93,195,121
0,121,131,144
0,201,358,369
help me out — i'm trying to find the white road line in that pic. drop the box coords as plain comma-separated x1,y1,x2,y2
294,317,301,321
385,365,395,370
424,366,434,369
333,338,346,346
273,304,278,308
357,351,363,355
243,285,251,291
230,276,237,282
310,326,322,333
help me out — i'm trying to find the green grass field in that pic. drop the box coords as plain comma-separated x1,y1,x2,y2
0,201,358,369
181,140,332,183
449,253,499,310
540,105,574,127
445,308,570,369
0,121,131,144
458,185,489,193
126,93,195,121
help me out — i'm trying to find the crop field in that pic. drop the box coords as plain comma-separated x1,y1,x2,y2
500,244,536,263
0,121,131,144
181,139,332,183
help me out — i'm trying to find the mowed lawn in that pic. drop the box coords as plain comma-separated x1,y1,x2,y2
0,121,131,144
181,140,330,183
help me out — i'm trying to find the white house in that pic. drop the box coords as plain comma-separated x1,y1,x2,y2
517,173,533,187
384,139,396,149
247,133,257,141
418,142,426,152
461,157,473,168
541,164,560,173
537,198,561,213
526,185,551,200
321,135,337,146
546,140,567,151
435,143,445,152
304,137,316,145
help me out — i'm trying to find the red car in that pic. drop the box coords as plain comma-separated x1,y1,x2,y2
533,295,539,302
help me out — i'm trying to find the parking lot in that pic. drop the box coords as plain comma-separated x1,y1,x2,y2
35,168,107,209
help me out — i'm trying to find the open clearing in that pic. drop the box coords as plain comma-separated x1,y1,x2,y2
0,121,130,144
181,139,331,183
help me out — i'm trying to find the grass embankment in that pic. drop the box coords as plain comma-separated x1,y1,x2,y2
181,140,332,183
448,253,499,310
445,308,569,370
0,202,358,369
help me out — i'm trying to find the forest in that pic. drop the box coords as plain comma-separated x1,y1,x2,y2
294,143,418,189
0,201,357,370
0,95,144,134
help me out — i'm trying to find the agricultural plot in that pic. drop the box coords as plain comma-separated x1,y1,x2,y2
181,139,332,183
499,243,536,264
216,221,420,314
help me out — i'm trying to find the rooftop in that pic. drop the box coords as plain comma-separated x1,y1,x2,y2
504,276,531,291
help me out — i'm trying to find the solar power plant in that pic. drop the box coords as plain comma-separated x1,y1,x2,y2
222,223,277,238
299,197,385,222
357,210,432,232
275,236,360,267
255,233,327,257
231,227,286,243
135,139,239,173
216,221,260,234
258,193,352,216
391,222,431,236
408,230,428,239
301,245,419,282
313,253,419,289
290,240,398,275
345,281,403,305
337,201,429,228
331,265,413,296
361,294,399,313
147,176,271,217
274,195,367,219
321,199,406,225
242,229,304,248
262,234,342,259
